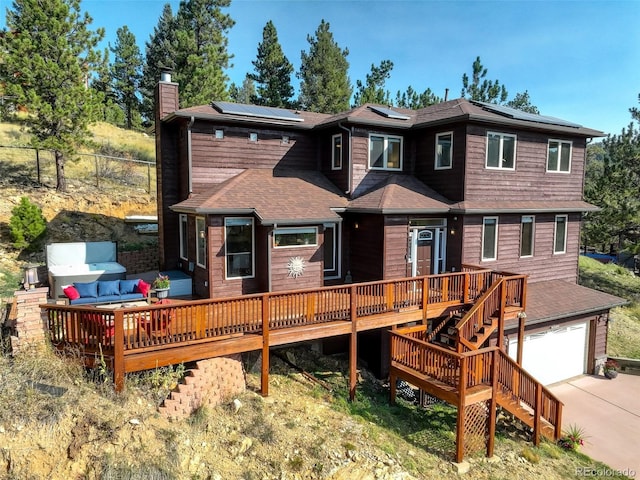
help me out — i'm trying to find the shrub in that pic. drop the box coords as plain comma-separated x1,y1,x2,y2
9,196,47,251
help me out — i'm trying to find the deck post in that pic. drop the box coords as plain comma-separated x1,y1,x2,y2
113,310,125,392
555,402,563,441
463,273,470,304
389,334,397,405
533,382,542,446
261,294,270,397
422,276,429,323
517,314,525,366
349,285,358,401
487,348,498,458
456,356,468,462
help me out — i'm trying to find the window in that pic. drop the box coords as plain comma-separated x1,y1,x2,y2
554,215,568,254
196,217,206,268
323,223,341,278
482,217,498,261
225,218,254,278
435,132,453,169
332,133,342,170
179,214,188,260
214,129,224,139
274,227,317,248
486,132,516,170
547,140,572,172
520,216,535,257
369,134,402,170
249,132,258,142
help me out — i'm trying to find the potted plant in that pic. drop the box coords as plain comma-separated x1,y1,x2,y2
603,359,619,379
153,274,171,299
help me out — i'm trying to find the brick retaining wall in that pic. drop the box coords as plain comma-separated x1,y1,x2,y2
6,287,49,354
159,355,246,420
118,246,159,275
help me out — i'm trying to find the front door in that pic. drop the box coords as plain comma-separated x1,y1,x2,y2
415,229,432,276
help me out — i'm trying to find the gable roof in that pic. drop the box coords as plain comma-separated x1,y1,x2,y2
171,169,347,225
348,174,452,213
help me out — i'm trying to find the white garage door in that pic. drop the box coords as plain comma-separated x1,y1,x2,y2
508,322,588,385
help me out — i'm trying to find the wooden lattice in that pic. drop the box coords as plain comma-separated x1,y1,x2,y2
464,401,490,457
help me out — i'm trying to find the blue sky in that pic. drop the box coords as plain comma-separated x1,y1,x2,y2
3,0,639,135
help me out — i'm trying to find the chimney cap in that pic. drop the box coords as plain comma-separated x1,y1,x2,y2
160,66,173,83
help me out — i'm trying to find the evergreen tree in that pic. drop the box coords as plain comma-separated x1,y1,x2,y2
353,60,393,107
91,48,125,125
173,0,235,107
0,0,104,192
298,20,351,113
394,86,441,109
506,90,539,114
248,21,294,108
111,26,143,129
630,93,640,122
229,75,257,104
140,3,178,123
461,56,508,104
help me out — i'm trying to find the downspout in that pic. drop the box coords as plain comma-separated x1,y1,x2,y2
187,116,194,196
338,122,353,195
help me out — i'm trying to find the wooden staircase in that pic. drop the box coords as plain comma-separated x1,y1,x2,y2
390,273,563,462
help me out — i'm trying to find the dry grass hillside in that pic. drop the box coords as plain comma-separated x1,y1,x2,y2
0,121,631,479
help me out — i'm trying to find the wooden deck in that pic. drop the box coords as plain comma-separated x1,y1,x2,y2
42,267,558,462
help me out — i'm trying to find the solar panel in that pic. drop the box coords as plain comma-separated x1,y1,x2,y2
368,105,411,120
212,101,304,122
472,101,582,128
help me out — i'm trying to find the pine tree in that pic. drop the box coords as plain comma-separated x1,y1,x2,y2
173,0,235,107
111,26,143,129
353,60,394,107
248,21,294,108
461,56,508,104
0,0,104,192
394,86,441,109
229,75,257,104
505,90,539,114
91,48,125,125
140,3,178,122
298,20,351,113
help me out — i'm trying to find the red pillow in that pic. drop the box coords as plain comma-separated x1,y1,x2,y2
137,279,151,296
63,285,80,301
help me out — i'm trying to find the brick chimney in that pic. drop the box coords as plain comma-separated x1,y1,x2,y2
155,67,179,121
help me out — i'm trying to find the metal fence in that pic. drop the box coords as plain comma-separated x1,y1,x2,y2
0,145,156,193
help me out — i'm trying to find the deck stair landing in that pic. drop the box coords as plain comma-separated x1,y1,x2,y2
390,274,563,462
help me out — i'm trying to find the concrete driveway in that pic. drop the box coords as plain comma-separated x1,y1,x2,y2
549,374,640,476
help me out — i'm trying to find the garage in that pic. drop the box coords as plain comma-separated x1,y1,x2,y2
508,322,588,385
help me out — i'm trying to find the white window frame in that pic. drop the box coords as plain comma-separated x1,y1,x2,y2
196,216,207,268
225,217,255,279
273,227,318,248
554,215,568,254
520,215,535,258
179,214,188,260
435,132,453,170
214,129,224,139
332,133,342,170
481,216,499,261
547,139,572,173
323,223,342,279
486,132,517,170
368,133,403,171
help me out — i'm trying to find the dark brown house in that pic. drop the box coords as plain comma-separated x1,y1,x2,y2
155,76,625,385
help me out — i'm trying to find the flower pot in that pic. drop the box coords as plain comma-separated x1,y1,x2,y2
155,288,169,299
604,369,618,379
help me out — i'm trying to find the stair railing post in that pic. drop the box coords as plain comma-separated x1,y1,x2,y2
463,272,470,304
422,276,429,324
533,382,542,446
497,280,506,350
555,401,563,441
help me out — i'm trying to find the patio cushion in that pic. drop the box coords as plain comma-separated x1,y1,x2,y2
119,279,139,295
75,281,99,298
63,285,80,301
98,280,120,297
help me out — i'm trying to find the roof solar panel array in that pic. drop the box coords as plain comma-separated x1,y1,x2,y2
471,101,582,128
212,101,304,122
368,105,411,120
